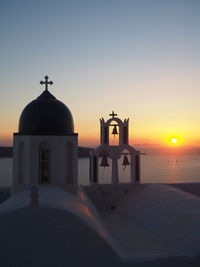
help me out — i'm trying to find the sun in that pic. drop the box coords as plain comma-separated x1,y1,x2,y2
170,138,178,144
164,135,182,146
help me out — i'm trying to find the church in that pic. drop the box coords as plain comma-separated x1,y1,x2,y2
13,75,78,188
0,76,200,267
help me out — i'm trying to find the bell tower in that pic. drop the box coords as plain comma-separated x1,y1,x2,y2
90,112,140,185
100,111,129,146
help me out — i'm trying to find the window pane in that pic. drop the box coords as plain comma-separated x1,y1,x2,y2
41,162,49,170
42,151,49,160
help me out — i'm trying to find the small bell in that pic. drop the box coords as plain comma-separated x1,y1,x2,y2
100,156,109,167
112,125,118,135
122,155,130,167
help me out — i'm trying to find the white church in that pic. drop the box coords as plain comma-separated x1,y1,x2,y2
0,76,200,267
13,75,78,188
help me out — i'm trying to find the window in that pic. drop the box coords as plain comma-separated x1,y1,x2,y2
39,143,51,184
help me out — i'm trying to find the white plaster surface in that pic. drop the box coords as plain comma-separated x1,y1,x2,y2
0,185,117,252
96,184,200,261
13,135,78,185
1,183,200,265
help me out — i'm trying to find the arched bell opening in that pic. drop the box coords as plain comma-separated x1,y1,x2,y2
118,149,131,183
109,120,119,146
98,155,112,184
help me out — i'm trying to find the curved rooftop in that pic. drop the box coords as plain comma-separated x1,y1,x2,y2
18,76,74,135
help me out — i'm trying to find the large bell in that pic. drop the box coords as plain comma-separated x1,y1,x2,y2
122,155,130,167
100,156,109,167
112,125,118,135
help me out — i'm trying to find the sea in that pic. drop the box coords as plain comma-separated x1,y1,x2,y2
1,154,200,187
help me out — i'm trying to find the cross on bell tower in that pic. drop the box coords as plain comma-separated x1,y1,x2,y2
40,75,53,91
109,111,117,118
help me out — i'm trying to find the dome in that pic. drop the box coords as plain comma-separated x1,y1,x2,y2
18,89,74,135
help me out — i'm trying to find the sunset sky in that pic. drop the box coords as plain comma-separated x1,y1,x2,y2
0,0,200,147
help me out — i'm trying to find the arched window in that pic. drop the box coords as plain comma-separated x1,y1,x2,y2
39,142,51,184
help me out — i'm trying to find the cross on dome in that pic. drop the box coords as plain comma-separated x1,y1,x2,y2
40,75,53,91
109,111,117,118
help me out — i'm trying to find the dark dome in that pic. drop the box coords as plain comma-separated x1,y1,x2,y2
18,90,74,135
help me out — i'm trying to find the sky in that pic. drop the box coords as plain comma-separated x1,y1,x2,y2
0,0,200,147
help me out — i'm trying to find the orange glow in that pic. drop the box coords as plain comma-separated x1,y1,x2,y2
78,136,99,147
80,206,93,217
71,203,93,218
1,112,200,148
163,135,183,147
0,133,13,146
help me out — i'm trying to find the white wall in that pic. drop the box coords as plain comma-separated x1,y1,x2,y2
13,135,78,186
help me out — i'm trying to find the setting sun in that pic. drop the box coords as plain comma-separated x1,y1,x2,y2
163,134,183,147
171,138,178,144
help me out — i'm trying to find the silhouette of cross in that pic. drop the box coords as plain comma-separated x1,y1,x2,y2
40,75,53,91
109,111,117,118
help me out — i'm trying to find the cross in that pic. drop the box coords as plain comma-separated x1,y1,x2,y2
109,111,117,118
40,75,53,91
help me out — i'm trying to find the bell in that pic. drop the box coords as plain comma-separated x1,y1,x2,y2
112,125,118,135
122,155,130,167
100,156,109,167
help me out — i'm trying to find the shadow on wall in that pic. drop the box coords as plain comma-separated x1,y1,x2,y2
0,188,11,204
83,183,146,213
